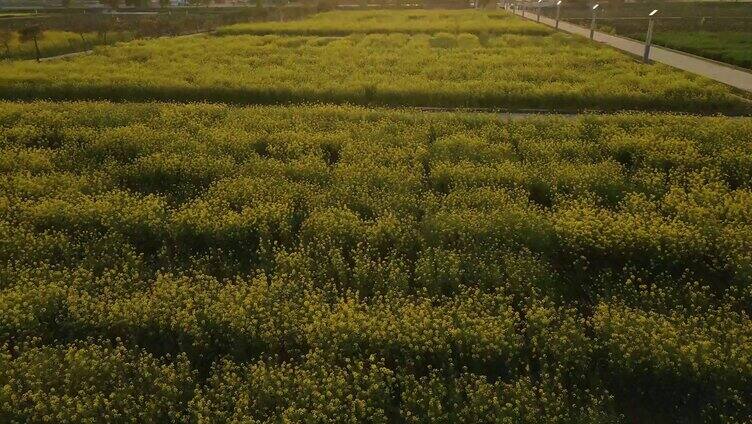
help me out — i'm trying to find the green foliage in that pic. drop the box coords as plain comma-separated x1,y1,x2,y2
650,32,752,70
0,29,134,61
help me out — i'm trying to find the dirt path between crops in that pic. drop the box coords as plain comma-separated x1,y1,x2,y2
512,9,752,94
417,107,749,119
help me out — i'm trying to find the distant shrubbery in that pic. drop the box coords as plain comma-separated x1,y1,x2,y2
0,28,134,60
0,6,313,60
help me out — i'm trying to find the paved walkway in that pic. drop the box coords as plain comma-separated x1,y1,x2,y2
39,50,93,62
512,9,752,93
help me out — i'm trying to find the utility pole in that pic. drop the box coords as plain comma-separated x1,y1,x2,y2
590,3,599,40
643,9,658,63
555,0,562,29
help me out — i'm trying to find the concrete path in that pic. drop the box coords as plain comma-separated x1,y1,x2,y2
39,50,93,62
512,9,752,93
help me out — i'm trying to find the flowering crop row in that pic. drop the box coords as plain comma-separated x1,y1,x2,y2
1,102,751,421
0,31,747,113
216,10,553,37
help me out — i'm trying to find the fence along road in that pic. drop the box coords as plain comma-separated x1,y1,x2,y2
512,8,752,94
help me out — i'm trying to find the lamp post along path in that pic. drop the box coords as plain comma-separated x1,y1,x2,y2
643,9,658,63
537,0,542,22
590,3,599,40
555,0,561,29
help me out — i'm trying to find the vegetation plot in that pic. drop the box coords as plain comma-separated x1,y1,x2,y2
1,101,752,422
0,30,747,113
650,31,752,70
217,9,553,36
1,9,751,423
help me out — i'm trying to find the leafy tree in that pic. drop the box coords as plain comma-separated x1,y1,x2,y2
0,29,12,58
316,0,338,12
160,0,170,7
125,0,150,7
18,26,43,62
68,16,94,49
100,0,120,9
136,17,163,38
95,18,115,44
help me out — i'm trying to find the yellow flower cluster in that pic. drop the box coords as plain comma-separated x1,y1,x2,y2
0,28,746,113
1,101,751,420
216,10,553,37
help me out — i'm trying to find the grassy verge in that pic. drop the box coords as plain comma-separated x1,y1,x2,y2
650,31,752,70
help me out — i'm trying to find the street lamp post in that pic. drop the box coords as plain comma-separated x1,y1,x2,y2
537,0,542,22
643,9,658,63
555,0,562,29
590,3,599,40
